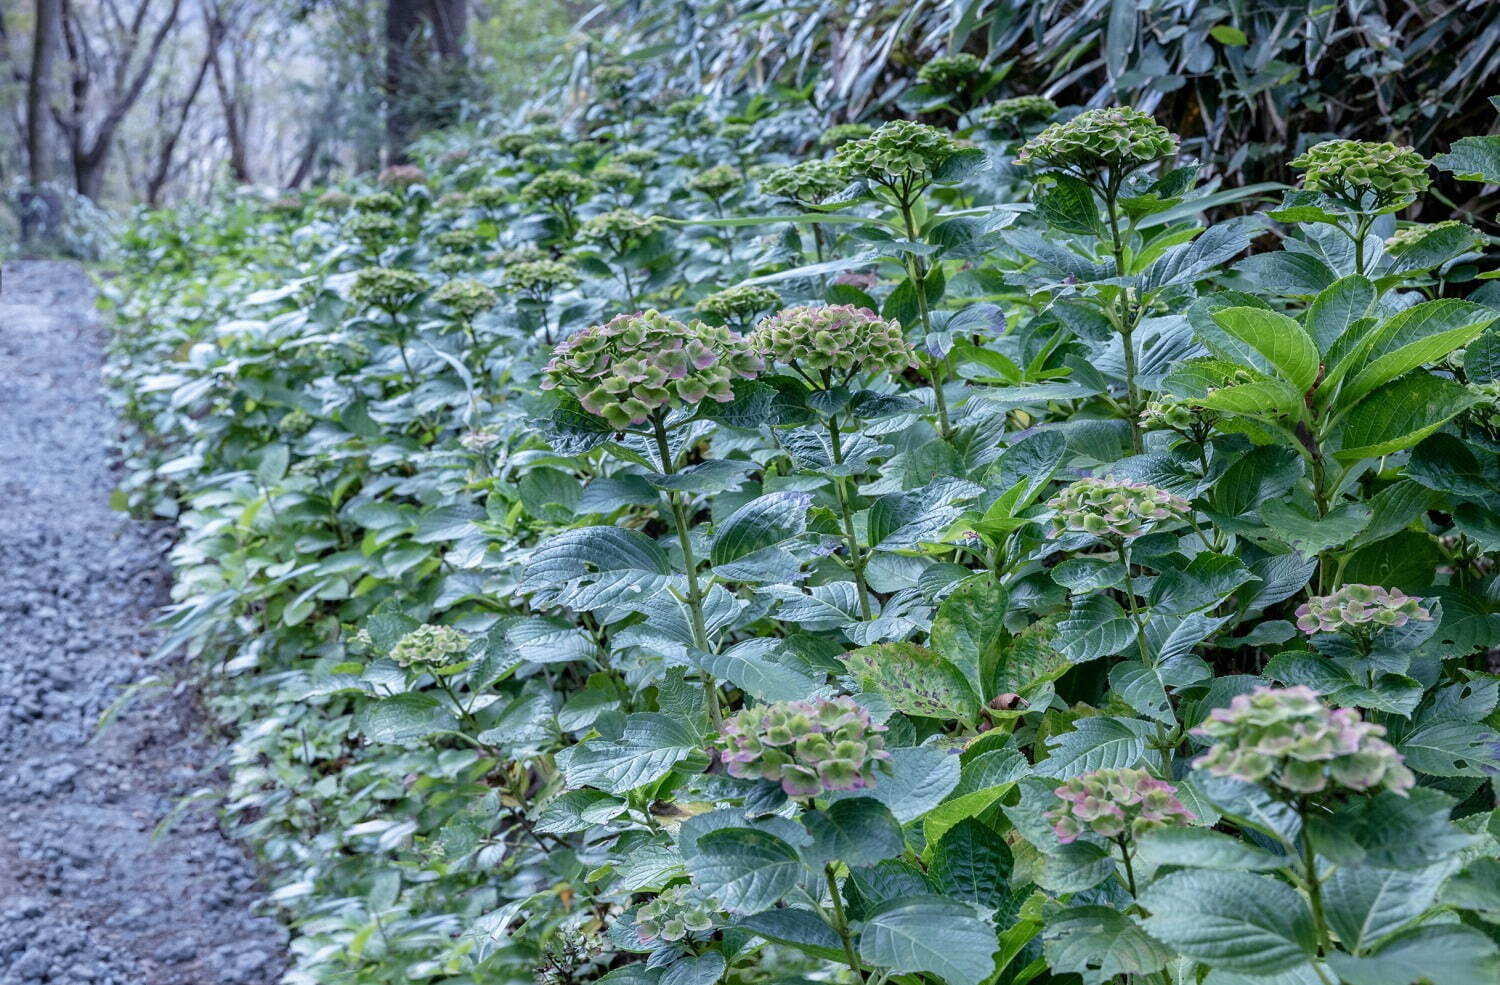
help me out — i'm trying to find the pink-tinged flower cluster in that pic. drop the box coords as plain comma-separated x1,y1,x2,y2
1047,477,1189,540
1045,768,1194,844
378,164,427,188
540,310,762,430
1294,585,1432,636
750,304,914,381
716,696,890,798
1192,686,1414,796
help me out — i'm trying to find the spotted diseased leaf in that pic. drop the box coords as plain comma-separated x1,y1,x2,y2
841,642,980,725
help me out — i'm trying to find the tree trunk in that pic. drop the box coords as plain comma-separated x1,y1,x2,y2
146,44,213,205
204,2,252,183
21,0,63,246
384,0,422,164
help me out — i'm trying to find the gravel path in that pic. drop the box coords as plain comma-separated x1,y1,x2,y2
0,260,285,985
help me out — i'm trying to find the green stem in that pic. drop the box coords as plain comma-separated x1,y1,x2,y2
898,198,952,438
651,413,722,728
828,416,873,620
825,863,866,982
1116,835,1139,898
1103,180,1142,453
1119,541,1149,652
1301,800,1333,955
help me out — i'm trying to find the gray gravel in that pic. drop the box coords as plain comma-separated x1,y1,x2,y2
0,261,285,985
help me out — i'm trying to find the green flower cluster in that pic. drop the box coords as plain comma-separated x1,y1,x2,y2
351,267,429,311
834,120,960,186
1294,585,1432,636
278,409,314,438
1290,139,1431,207
469,186,510,211
634,885,718,943
1017,107,1178,177
1468,379,1500,435
592,64,634,93
540,310,762,429
501,259,577,297
718,122,752,142
432,278,499,320
687,164,743,198
390,624,471,669
433,228,488,254
1046,768,1194,845
750,304,914,380
760,159,846,204
976,96,1058,132
496,245,547,265
316,190,352,211
664,99,698,119
694,285,780,324
917,53,984,92
592,163,636,189
347,213,399,247
614,148,657,167
819,123,873,149
522,171,595,206
1140,395,1215,433
1047,477,1189,540
716,696,890,798
352,192,403,214
1192,686,1415,796
578,209,664,249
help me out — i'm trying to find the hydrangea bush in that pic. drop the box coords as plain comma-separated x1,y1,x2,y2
103,69,1500,985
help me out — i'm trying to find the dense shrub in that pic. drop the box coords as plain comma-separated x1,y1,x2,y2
104,61,1500,985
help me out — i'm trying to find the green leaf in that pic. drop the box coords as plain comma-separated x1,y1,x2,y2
560,713,702,794
1057,595,1137,662
930,575,1008,701
1336,300,1497,407
1035,716,1152,778
687,828,804,915
659,951,724,985
1042,905,1172,985
831,746,961,823
1133,826,1285,871
1396,718,1500,777
1259,500,1371,555
1109,660,1174,724
520,525,672,611
929,818,1014,909
1325,924,1500,985
1034,175,1102,236
691,638,827,703
1307,275,1375,354
841,642,980,725
1233,251,1337,296
1323,863,1455,954
735,909,845,962
1208,307,1319,390
802,798,904,867
355,692,458,743
1334,373,1481,462
858,896,999,985
1435,134,1500,183
1210,24,1248,45
1138,870,1317,974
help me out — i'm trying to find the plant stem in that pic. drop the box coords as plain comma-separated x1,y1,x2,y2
825,862,865,982
828,416,873,620
1116,835,1138,898
651,413,721,728
1103,180,1142,452
1300,800,1333,955
898,198,952,438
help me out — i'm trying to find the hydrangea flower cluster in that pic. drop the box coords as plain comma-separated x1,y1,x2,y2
1047,477,1189,540
760,159,846,204
501,259,577,298
750,304,914,381
432,228,488,254
521,171,595,206
578,209,664,248
1290,139,1430,207
432,278,498,320
716,696,890,798
351,267,429,312
718,122,752,142
390,624,471,669
834,121,960,186
316,189,352,211
687,164,743,198
592,64,634,94
694,285,780,325
634,885,719,943
1046,768,1194,844
377,164,426,188
976,96,1058,132
819,123,873,149
352,192,403,214
1139,396,1216,434
469,186,510,212
917,53,984,92
1192,686,1415,796
1017,107,1178,178
540,310,762,429
591,163,636,189
1294,585,1432,636
347,213,399,247
615,148,657,167
278,409,314,438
